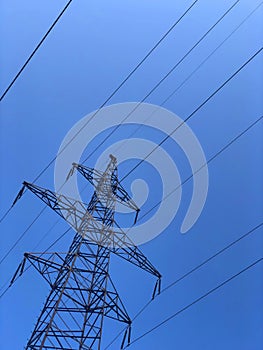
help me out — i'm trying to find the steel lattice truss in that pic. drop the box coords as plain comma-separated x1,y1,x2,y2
11,155,161,350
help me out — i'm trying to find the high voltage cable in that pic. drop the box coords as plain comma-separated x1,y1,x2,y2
0,2,260,343
0,180,68,266
162,225,263,294
0,0,73,222
137,223,263,317
0,206,47,266
135,115,263,225
106,1,263,163
73,1,263,187
0,0,199,225
0,2,258,277
103,115,263,349
1,112,260,275
103,112,263,349
0,54,261,276
122,258,263,349
0,0,210,261
0,176,71,268
82,0,240,165
1,113,261,305
0,207,13,225
120,46,263,182
30,218,62,251
27,0,199,186
103,220,263,349
162,1,263,105
0,0,74,101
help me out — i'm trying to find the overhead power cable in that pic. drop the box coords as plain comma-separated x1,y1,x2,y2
136,115,263,224
0,207,13,225
0,49,261,281
0,2,258,277
0,206,47,266
0,0,199,225
1,115,262,300
122,257,263,348
0,0,202,266
120,46,263,182
82,0,240,164
1,111,260,274
0,0,74,101
0,86,261,280
105,1,263,163
0,179,68,267
162,1,263,105
28,0,199,186
103,221,263,349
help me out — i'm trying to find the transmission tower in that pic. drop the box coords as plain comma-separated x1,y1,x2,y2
11,155,161,349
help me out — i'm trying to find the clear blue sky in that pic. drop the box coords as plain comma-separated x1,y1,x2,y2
0,0,262,349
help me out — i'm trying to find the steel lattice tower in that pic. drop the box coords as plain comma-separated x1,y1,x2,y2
11,155,161,350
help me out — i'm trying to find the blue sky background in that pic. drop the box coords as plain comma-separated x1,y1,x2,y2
0,0,263,349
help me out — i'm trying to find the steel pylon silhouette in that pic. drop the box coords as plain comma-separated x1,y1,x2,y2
11,155,161,350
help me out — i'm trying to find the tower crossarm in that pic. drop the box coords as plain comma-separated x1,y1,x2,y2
111,245,161,279
10,155,162,349
16,182,114,244
16,181,161,280
70,161,140,218
21,181,94,227
10,252,72,288
14,183,147,254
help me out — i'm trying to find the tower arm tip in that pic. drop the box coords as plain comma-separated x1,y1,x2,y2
12,184,27,206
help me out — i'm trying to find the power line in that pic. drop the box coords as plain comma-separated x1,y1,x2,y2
0,206,47,266
15,2,263,262
82,0,240,165
0,0,73,223
29,0,199,186
105,114,263,347
30,218,62,251
0,192,73,268
0,2,258,281
0,0,74,102
123,257,263,348
136,115,263,224
120,46,263,182
0,0,200,279
0,1,261,344
103,113,263,348
162,224,263,293
0,48,263,280
0,0,199,225
0,0,201,267
30,6,263,266
2,110,260,280
103,221,263,349
1,115,262,340
1,85,261,281
106,1,263,163
162,1,263,105
0,207,13,225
